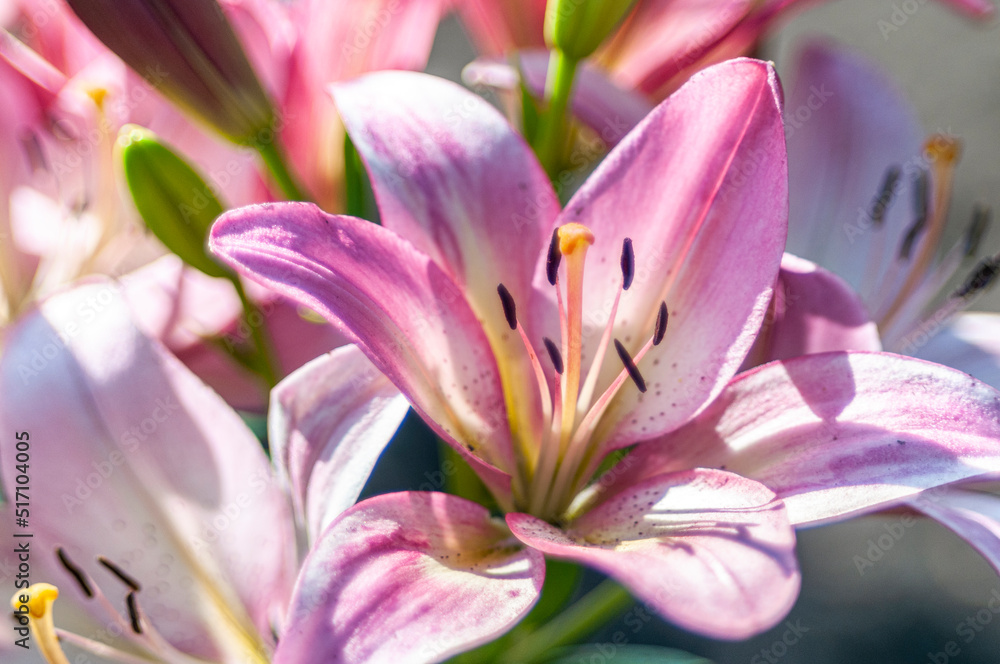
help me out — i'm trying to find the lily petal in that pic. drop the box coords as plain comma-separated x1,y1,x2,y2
269,346,409,544
274,492,544,664
911,312,1000,390
605,352,1000,526
0,281,295,659
596,0,754,97
556,59,786,447
210,202,515,502
909,486,1000,575
508,469,799,640
331,71,561,455
785,40,924,301
745,253,881,367
330,71,558,325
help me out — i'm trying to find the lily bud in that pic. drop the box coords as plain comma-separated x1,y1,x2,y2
544,0,638,60
119,125,229,279
65,0,274,145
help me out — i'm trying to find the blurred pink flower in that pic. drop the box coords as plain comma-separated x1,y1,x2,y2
755,40,1000,578
0,281,407,663
460,0,993,102
211,64,1000,659
5,0,447,211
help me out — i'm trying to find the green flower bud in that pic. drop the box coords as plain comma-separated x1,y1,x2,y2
119,125,229,279
544,0,638,60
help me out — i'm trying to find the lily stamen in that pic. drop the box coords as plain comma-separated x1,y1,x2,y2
496,283,555,475
577,237,634,415
503,221,679,519
878,135,960,328
35,549,217,664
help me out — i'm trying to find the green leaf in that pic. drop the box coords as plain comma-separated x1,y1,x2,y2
120,125,229,279
544,645,714,664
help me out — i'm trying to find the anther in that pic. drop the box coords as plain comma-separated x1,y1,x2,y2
19,131,47,173
869,165,901,226
899,169,930,260
964,205,992,258
914,168,929,223
55,548,93,599
954,253,1000,299
620,238,635,290
125,592,142,634
497,284,517,330
546,228,561,285
543,337,564,374
653,302,668,346
614,339,646,393
97,557,141,592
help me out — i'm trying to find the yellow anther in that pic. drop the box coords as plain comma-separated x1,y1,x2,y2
557,223,595,257
924,134,960,165
11,582,58,619
11,584,71,664
86,87,109,111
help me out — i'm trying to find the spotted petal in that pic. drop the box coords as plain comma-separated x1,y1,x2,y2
603,352,1000,526
270,346,409,543
274,492,544,664
508,469,798,640
553,59,787,449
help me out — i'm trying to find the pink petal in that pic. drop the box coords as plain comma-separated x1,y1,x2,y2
274,492,544,664
279,0,444,208
555,59,786,448
270,346,409,543
331,71,561,446
296,0,443,81
123,254,347,411
911,312,1000,390
508,469,799,640
744,253,881,367
330,70,558,322
210,202,515,504
0,281,296,658
935,0,995,17
596,0,755,97
604,352,1000,526
785,40,924,302
456,0,547,55
909,486,1000,575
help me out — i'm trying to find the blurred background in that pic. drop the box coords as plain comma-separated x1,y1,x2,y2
406,2,1000,661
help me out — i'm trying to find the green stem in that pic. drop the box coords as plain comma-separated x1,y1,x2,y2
232,278,279,388
256,138,309,201
498,580,633,663
535,48,579,179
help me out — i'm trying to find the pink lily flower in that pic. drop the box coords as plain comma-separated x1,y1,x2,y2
210,61,1000,658
758,40,1000,576
460,0,993,103
6,0,448,211
0,280,409,663
0,4,360,408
